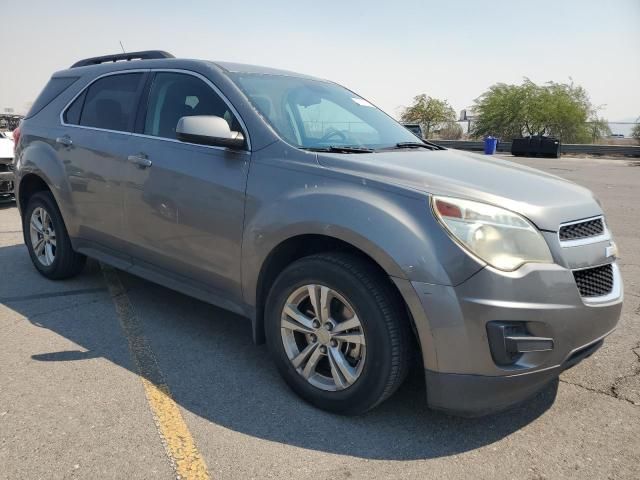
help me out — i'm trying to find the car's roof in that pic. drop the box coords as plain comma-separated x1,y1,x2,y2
58,56,325,82
211,61,321,80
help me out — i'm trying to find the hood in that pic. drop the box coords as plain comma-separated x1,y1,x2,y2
0,137,14,159
316,149,601,231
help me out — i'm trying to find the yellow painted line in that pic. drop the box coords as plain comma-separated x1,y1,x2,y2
101,264,211,480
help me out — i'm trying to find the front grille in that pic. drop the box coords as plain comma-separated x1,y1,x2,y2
559,218,604,241
0,161,14,172
573,264,614,297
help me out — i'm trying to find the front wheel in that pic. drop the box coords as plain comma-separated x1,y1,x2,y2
23,191,86,279
265,253,411,415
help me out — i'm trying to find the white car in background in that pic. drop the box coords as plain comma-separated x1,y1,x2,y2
0,131,15,200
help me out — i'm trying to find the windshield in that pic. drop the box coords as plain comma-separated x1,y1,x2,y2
229,73,419,150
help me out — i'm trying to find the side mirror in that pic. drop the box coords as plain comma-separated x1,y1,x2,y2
176,115,245,150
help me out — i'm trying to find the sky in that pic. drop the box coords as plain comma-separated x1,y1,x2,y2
1,0,639,123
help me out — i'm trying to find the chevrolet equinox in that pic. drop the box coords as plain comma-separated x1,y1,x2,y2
13,51,623,416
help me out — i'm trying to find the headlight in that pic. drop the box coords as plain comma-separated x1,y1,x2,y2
431,196,553,271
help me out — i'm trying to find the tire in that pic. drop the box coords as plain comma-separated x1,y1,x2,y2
23,191,86,279
265,252,411,415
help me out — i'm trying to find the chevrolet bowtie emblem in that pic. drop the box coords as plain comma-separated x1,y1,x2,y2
606,241,618,259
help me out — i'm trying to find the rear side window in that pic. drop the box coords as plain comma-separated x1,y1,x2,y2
143,72,241,140
73,73,144,132
26,76,79,119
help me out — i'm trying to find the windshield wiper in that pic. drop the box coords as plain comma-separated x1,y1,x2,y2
393,141,444,150
302,145,374,153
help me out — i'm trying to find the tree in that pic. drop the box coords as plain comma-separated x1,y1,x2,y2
471,78,598,143
437,121,463,139
632,118,640,144
400,94,456,139
587,117,611,143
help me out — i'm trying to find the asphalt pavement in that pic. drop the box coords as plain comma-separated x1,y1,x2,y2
1,155,639,479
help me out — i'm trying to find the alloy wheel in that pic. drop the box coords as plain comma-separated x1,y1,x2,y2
280,284,366,391
29,207,57,267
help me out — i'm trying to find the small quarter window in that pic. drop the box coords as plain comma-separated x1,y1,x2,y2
27,76,79,119
64,90,86,125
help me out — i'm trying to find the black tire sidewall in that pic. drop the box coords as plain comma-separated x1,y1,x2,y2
265,256,397,414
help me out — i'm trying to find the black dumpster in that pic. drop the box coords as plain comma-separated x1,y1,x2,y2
511,136,561,158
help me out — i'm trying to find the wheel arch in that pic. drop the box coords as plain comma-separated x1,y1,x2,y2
18,173,52,213
250,233,423,365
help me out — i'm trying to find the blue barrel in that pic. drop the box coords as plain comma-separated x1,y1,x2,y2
484,136,498,155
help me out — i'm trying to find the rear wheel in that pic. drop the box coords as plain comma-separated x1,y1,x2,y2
265,253,411,415
23,191,86,279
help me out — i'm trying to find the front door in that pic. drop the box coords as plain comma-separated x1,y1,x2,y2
122,71,250,301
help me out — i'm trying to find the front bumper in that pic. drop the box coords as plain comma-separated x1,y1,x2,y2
397,260,623,416
425,335,605,417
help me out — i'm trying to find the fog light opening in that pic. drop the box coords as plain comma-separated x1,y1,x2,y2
487,321,554,367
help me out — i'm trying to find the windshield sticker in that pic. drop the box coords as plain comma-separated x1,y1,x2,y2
352,98,374,107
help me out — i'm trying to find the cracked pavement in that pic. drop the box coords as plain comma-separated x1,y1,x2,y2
0,155,639,480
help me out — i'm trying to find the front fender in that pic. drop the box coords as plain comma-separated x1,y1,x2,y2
241,159,483,308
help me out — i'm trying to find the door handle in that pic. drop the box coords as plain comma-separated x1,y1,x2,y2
56,136,73,147
127,153,152,168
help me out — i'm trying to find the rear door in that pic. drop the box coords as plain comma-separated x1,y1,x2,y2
60,71,147,255
121,71,250,301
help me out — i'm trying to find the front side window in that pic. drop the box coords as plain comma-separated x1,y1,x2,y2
75,73,144,131
229,73,419,150
144,72,241,140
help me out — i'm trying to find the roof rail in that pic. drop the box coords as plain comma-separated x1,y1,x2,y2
70,50,175,68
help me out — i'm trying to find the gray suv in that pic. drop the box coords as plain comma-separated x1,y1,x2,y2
14,51,623,416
